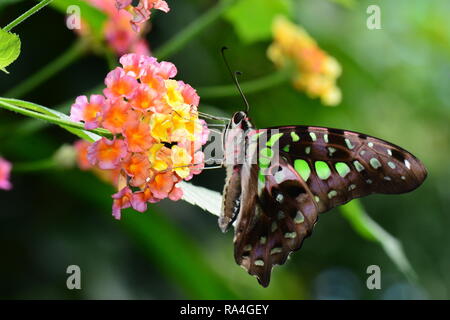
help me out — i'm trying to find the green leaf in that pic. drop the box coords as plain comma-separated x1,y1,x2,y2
0,97,107,141
225,0,293,44
0,28,21,74
340,200,417,281
49,0,107,40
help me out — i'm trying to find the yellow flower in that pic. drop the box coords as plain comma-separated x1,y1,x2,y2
150,113,172,142
164,79,184,107
171,145,192,179
267,16,342,106
171,103,199,141
148,143,169,171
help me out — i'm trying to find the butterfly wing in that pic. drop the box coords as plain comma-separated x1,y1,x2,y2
232,156,319,287
223,125,427,287
271,125,427,213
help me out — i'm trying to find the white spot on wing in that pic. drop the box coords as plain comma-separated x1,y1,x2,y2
405,159,411,169
254,260,265,266
328,190,338,198
345,138,355,149
276,193,284,203
270,247,283,255
284,232,297,239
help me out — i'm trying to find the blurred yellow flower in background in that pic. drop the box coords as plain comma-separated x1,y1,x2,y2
267,16,342,106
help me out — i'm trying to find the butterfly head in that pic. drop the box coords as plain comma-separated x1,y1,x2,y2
230,111,252,131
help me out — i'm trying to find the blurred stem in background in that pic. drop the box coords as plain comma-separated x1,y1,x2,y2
3,0,54,32
198,68,292,99
12,158,56,172
154,0,238,60
3,40,88,98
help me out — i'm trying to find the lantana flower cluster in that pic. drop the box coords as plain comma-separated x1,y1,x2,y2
0,157,12,191
115,0,170,32
267,16,342,106
70,54,208,219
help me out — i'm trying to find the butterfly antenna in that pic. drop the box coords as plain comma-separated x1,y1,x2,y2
221,47,250,113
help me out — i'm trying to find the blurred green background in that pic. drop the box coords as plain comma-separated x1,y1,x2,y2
0,0,449,299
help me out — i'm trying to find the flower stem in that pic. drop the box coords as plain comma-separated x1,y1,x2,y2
3,40,87,98
12,158,56,172
0,98,112,139
197,68,291,99
154,0,237,60
3,0,54,32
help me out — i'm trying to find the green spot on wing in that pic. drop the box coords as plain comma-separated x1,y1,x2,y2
283,145,290,152
315,161,331,180
294,159,311,181
291,132,300,142
258,169,266,184
266,133,283,147
335,162,351,177
260,147,273,158
259,147,273,168
370,158,382,169
259,156,271,168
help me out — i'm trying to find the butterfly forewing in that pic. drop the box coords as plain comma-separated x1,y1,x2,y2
267,126,427,213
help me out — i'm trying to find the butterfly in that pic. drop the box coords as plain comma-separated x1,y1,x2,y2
211,47,427,287
218,110,427,287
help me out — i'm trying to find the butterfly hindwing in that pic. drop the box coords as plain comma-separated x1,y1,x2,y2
232,156,319,287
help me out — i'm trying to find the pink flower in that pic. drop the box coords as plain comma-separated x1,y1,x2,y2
129,0,170,32
112,186,133,219
115,0,132,10
131,39,151,56
102,98,134,134
83,0,152,55
179,81,200,107
120,53,154,78
155,61,177,79
129,83,159,112
0,158,12,190
104,67,139,99
88,138,128,170
168,186,183,201
70,95,106,130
